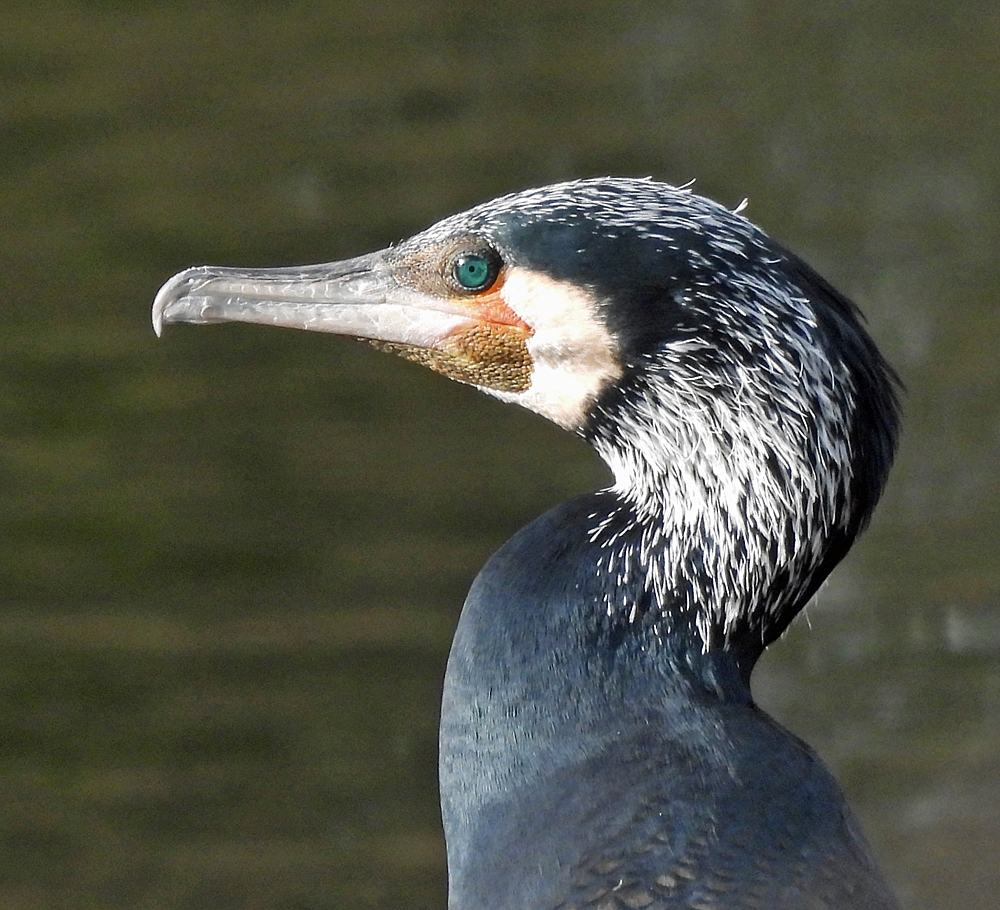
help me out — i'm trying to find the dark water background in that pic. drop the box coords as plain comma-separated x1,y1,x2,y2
3,2,999,907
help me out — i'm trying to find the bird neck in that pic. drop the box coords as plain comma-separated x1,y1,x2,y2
438,491,756,894
585,360,857,650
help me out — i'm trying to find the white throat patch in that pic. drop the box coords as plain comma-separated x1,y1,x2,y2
490,267,622,431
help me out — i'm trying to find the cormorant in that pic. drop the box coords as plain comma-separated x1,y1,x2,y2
153,177,901,909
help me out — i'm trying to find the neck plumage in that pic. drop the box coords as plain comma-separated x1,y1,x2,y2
439,361,863,907
585,357,857,650
438,487,752,906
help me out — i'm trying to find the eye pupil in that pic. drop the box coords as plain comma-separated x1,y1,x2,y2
454,254,494,290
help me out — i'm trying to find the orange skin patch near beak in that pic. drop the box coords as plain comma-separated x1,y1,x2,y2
370,271,535,393
456,280,531,333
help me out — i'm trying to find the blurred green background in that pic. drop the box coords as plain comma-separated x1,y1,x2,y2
2,1,998,908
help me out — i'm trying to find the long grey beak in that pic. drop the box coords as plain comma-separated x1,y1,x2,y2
152,251,474,347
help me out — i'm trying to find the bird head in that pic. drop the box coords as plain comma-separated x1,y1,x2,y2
154,177,899,653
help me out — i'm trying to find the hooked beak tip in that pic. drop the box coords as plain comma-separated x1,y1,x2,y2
152,267,203,337
151,282,170,337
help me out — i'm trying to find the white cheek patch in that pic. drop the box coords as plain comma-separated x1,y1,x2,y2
496,267,623,431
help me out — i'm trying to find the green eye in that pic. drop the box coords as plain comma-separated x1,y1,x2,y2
453,253,496,291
